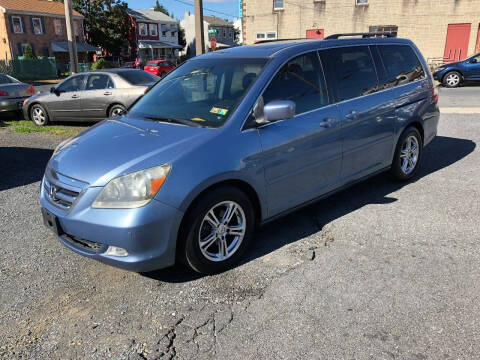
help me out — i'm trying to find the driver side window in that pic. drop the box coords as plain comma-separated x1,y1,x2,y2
57,75,86,92
262,51,329,115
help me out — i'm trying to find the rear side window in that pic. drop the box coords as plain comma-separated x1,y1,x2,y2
326,46,378,101
378,45,425,87
263,51,328,114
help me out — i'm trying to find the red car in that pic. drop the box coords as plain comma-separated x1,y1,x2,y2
143,60,176,77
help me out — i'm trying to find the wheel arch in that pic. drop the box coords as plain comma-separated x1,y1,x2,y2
27,102,51,121
442,68,463,82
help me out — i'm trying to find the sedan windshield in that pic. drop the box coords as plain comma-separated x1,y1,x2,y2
128,58,267,128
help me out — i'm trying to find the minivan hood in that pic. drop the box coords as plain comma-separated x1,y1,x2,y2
49,117,213,186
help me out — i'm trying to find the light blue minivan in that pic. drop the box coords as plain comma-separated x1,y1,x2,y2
41,34,440,274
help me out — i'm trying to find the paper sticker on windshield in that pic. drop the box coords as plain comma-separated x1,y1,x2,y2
191,117,206,122
210,107,228,116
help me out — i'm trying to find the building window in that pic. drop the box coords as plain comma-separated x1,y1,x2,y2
356,0,368,5
149,24,158,36
171,31,175,37
32,18,43,34
12,16,23,34
223,28,226,37
274,0,284,9
256,32,277,41
369,25,398,37
74,21,80,36
19,43,32,56
139,23,148,36
54,19,63,35
162,31,166,37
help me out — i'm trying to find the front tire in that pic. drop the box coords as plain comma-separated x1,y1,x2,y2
443,71,462,88
179,186,255,274
390,126,423,181
30,104,49,126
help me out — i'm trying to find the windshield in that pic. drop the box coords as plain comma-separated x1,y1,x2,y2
146,61,159,67
128,58,267,128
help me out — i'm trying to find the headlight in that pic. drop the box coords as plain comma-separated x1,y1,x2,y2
92,164,171,209
435,66,446,72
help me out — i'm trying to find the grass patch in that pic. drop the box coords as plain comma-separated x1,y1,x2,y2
0,119,83,137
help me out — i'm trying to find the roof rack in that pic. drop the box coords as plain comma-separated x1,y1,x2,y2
325,32,395,40
254,38,315,44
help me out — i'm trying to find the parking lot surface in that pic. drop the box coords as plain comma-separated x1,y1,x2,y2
0,88,479,359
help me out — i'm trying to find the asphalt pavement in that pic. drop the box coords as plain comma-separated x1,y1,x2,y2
0,87,479,359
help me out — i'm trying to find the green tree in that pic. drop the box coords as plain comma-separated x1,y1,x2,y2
234,27,240,44
178,24,186,49
73,0,129,56
154,0,169,16
23,44,37,59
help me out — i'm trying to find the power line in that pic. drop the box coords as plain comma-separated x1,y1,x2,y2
169,0,238,19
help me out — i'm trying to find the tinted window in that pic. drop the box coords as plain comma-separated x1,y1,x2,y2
57,75,86,92
86,74,114,90
0,74,17,84
118,70,159,85
263,52,328,114
129,58,266,128
146,61,158,67
326,46,378,101
378,45,425,87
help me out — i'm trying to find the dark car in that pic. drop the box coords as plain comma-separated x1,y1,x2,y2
39,33,439,274
433,53,480,87
23,69,159,125
144,60,176,77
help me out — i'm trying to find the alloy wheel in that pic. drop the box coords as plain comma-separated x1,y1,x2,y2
400,135,419,175
32,107,46,125
111,106,124,117
198,201,246,262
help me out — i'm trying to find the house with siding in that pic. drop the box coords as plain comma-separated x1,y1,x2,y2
0,0,97,63
126,9,182,63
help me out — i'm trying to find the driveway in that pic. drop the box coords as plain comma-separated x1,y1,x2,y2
0,87,479,359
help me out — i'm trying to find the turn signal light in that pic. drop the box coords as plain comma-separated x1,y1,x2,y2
0,91,8,96
26,85,35,94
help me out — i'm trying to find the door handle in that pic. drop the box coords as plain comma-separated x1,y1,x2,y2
345,110,357,120
104,91,112,96
320,118,335,128
71,94,79,99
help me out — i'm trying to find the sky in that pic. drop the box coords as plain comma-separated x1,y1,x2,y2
126,0,240,21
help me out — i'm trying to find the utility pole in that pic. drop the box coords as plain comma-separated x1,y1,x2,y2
194,0,205,56
64,0,79,73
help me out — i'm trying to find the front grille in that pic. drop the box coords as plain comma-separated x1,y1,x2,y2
44,178,80,210
62,233,103,253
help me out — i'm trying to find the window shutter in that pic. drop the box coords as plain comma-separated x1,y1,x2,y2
8,16,14,33
20,17,26,33
17,43,23,56
41,18,46,34
30,43,35,56
30,17,34,34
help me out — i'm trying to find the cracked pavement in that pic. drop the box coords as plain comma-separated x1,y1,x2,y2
1,87,480,359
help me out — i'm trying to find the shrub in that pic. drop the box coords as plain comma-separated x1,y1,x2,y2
91,58,110,70
23,44,37,60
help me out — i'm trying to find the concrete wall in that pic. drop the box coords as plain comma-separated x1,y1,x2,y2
243,0,480,60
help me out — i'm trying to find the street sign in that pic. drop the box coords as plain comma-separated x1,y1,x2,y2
210,37,217,51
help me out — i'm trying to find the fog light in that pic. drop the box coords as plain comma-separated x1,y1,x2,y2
104,246,128,257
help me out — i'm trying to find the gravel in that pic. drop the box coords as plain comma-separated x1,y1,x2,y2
1,88,479,359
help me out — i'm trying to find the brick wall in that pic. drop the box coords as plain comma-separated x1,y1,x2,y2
243,0,480,60
1,13,84,60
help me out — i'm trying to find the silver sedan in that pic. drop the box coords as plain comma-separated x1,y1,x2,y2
0,73,35,113
23,69,159,126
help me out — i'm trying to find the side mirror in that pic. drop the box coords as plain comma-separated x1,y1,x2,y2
470,58,478,64
50,87,60,95
263,100,296,123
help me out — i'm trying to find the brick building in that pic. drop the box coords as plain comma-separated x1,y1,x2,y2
241,0,480,63
125,9,182,63
0,0,97,63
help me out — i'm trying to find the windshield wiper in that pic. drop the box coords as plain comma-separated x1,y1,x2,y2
144,116,205,128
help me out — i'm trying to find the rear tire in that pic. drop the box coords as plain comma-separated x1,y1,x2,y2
390,126,423,181
442,71,462,88
30,104,49,126
109,104,125,117
178,186,255,274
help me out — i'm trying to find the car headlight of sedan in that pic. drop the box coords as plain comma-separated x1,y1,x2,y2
435,66,446,72
92,164,171,209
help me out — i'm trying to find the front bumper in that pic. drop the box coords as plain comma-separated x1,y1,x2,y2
40,175,184,272
0,97,28,112
433,69,447,81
